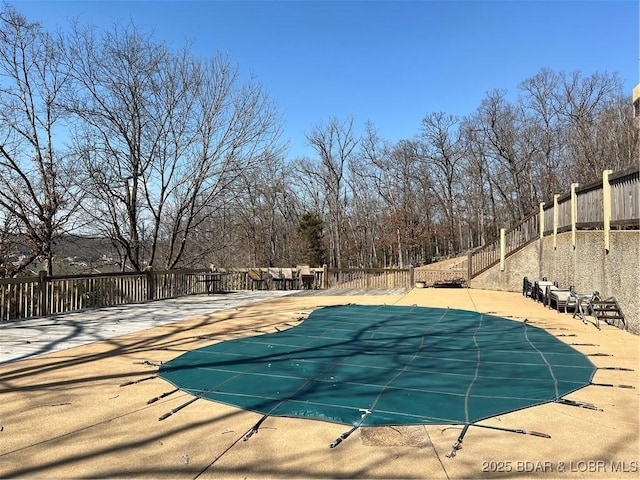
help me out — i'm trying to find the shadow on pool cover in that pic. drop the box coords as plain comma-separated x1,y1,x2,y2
158,304,595,437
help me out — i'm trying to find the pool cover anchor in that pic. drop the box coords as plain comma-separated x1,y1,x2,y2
329,425,358,449
590,381,635,389
159,396,200,421
446,423,551,459
328,408,372,449
134,360,162,367
119,375,157,387
473,423,551,439
243,414,268,441
147,388,179,404
446,424,469,458
556,398,602,411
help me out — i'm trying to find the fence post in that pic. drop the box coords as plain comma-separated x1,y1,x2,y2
322,264,328,289
571,183,579,249
553,194,559,249
539,202,545,239
500,229,506,271
603,169,613,253
146,269,156,301
409,266,414,288
38,270,48,316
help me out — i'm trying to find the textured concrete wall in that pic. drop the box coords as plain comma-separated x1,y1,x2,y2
470,231,639,335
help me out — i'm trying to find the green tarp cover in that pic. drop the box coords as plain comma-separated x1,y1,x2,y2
159,304,595,426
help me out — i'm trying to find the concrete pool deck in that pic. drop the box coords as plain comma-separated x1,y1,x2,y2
0,290,296,365
0,288,638,479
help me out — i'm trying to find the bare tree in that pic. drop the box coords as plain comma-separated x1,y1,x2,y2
299,117,358,268
459,118,497,247
590,95,640,172
357,124,430,266
418,112,466,254
0,6,76,275
347,125,385,267
556,71,634,181
64,22,284,271
518,68,564,200
152,56,284,269
474,89,540,224
231,154,299,267
63,22,168,270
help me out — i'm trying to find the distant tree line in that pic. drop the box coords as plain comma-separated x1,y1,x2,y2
1,4,638,276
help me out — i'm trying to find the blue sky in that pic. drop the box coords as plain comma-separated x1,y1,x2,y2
11,0,640,161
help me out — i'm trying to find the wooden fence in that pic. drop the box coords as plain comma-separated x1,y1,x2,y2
323,267,413,290
0,267,319,321
468,166,640,279
468,210,540,278
4,166,637,321
0,269,212,321
308,266,469,290
1,265,467,321
414,268,468,287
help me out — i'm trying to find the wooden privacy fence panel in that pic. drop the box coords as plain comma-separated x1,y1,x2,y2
543,205,554,236
576,184,604,227
611,168,640,224
555,194,572,232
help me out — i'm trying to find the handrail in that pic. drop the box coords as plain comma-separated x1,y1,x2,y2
468,209,540,278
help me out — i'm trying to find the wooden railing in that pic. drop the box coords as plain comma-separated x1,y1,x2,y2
1,266,433,321
1,267,320,321
468,210,541,278
324,267,413,290
414,268,468,287
469,166,639,279
0,269,212,321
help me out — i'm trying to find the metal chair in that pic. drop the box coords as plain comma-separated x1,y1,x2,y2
548,286,578,313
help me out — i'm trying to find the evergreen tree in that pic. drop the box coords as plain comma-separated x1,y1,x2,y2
297,213,326,266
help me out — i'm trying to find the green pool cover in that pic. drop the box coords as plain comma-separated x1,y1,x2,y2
159,304,596,427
